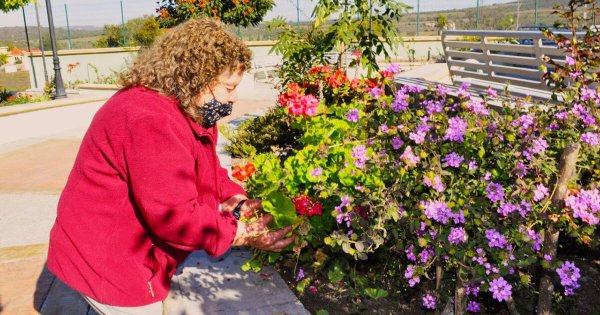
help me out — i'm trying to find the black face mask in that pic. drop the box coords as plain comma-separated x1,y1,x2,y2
198,98,233,127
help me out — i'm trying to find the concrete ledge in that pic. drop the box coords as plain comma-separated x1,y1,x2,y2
0,94,109,117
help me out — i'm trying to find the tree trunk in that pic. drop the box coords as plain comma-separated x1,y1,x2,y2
436,260,443,291
537,143,580,315
506,296,520,315
454,274,467,315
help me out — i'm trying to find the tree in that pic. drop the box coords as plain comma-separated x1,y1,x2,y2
131,16,163,47
156,0,275,28
435,14,448,32
95,24,123,48
0,0,31,13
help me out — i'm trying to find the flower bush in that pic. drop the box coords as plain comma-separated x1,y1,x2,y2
156,0,274,28
231,1,599,312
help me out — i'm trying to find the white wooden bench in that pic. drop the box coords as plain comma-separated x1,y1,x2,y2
251,56,281,84
397,30,581,102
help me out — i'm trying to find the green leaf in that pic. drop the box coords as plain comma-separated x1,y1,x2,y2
262,191,298,228
364,288,389,300
327,264,345,283
316,310,330,315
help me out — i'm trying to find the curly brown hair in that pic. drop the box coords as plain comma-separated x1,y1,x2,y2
120,18,252,122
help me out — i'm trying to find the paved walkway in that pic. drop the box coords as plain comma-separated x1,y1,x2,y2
0,75,309,314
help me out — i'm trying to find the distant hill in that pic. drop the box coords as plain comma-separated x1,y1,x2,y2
0,26,102,48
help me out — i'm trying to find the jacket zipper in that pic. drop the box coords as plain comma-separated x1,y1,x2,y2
148,281,155,297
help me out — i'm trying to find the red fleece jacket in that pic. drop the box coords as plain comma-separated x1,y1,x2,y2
47,86,245,306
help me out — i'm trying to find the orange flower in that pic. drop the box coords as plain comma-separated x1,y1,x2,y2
232,163,256,181
159,9,169,18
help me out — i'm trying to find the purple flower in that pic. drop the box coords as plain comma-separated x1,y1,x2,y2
458,82,471,98
422,294,436,310
497,202,518,216
400,146,420,167
581,132,599,146
487,87,498,98
443,152,464,168
386,63,401,73
468,160,478,170
514,162,528,178
392,137,404,150
405,265,421,287
405,245,416,262
409,131,427,144
437,84,448,96
489,277,512,302
565,188,600,225
486,182,505,203
511,114,536,135
533,184,549,202
467,99,489,115
556,261,580,296
565,55,576,66
569,71,581,78
452,210,466,224
544,254,552,261
519,200,532,218
524,137,548,160
352,145,369,169
369,87,383,98
444,117,468,142
572,104,597,126
422,200,452,224
526,229,542,251
467,301,480,313
311,167,323,177
392,90,409,112
448,227,467,244
380,123,389,134
466,283,480,296
555,111,568,120
296,268,305,281
581,87,597,101
485,229,508,248
423,175,445,193
424,100,444,115
346,109,359,122
419,246,435,264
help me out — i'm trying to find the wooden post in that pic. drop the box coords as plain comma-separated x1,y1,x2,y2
537,143,580,315
454,273,467,315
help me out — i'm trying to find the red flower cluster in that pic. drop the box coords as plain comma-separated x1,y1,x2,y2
232,162,256,181
292,195,323,217
326,69,349,88
278,83,320,117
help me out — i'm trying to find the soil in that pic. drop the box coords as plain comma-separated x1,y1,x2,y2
275,249,600,315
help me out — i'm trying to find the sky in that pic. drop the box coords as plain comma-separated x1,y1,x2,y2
0,0,518,28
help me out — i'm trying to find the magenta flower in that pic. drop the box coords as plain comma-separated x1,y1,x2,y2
486,87,498,98
533,184,549,202
409,131,426,144
565,188,600,225
423,175,445,193
489,277,512,302
437,84,448,96
526,229,542,251
497,202,518,216
467,99,489,115
422,294,436,309
565,55,576,66
311,167,323,177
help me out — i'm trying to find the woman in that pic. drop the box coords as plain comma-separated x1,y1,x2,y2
46,18,294,314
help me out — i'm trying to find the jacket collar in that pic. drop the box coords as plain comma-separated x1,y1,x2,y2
185,114,217,139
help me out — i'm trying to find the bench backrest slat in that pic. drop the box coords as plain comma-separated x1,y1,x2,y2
441,30,578,93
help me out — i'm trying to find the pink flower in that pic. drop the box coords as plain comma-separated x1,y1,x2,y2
565,56,576,66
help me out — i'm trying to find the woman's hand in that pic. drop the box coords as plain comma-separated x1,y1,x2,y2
221,195,261,219
232,214,295,252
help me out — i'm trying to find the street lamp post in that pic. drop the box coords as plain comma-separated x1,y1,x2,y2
44,0,66,99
